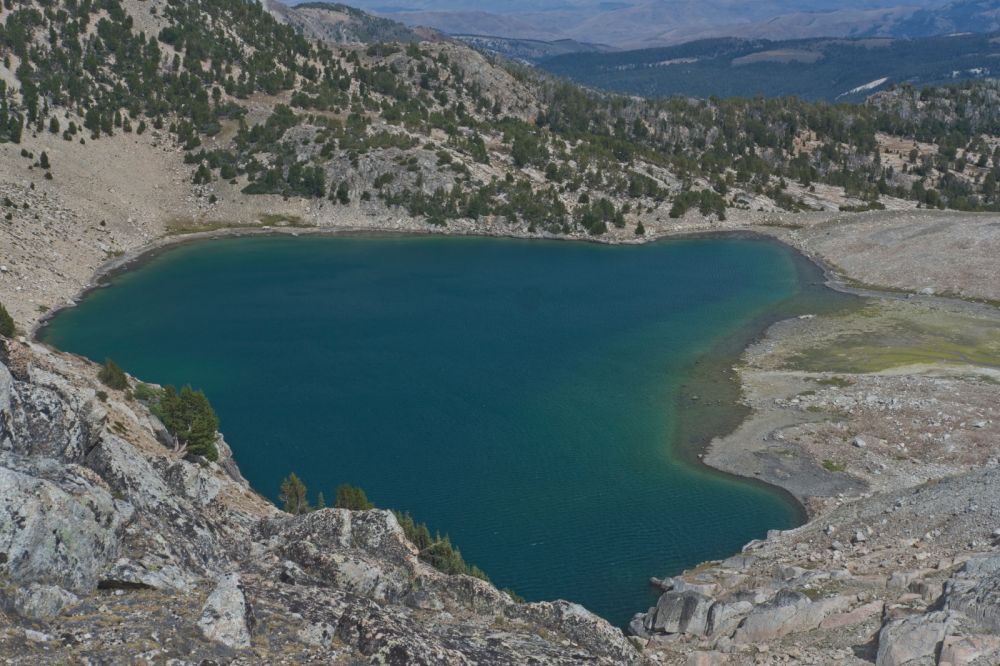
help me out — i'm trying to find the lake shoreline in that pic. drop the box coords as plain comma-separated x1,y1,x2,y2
30,222,862,528
28,217,1000,645
35,230,823,625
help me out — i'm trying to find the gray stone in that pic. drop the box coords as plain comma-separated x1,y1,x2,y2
0,458,125,593
705,597,754,637
876,611,953,666
650,591,714,636
720,554,757,571
198,573,254,649
945,572,1000,633
10,583,78,620
628,613,650,639
101,557,195,593
672,578,718,596
733,590,852,643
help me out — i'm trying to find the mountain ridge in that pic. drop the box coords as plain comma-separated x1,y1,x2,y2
538,31,1000,100
327,0,1000,48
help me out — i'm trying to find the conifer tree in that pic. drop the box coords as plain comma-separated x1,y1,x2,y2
279,473,310,514
98,358,128,390
335,483,373,510
153,385,220,460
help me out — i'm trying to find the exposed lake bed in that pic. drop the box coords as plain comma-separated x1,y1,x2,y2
39,232,852,625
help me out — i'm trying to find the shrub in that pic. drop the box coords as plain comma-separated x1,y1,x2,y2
98,358,129,390
0,303,14,337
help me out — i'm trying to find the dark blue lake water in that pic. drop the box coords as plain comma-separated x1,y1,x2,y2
41,234,839,625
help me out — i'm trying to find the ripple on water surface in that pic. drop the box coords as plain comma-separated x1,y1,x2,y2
41,234,843,625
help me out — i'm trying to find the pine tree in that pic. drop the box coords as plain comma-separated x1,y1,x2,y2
193,163,212,184
153,385,220,460
279,473,310,514
335,483,373,510
335,180,350,204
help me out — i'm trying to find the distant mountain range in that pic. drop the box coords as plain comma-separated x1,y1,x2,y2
453,35,615,64
313,0,1000,48
538,32,1000,101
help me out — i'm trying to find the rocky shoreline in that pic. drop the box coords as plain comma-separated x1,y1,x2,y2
627,238,1000,662
5,207,1000,663
27,222,852,525
0,337,641,663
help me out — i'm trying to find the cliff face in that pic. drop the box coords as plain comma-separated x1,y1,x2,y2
0,337,640,664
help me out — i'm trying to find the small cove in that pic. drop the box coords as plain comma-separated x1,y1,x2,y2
40,233,850,625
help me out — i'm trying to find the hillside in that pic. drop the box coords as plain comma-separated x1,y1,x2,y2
455,34,615,64
634,0,1000,46
265,0,432,43
860,0,1000,39
539,32,1000,101
4,0,1000,307
3,0,1000,663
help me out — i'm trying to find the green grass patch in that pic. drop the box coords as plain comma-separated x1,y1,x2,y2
821,459,847,473
814,376,853,388
784,305,1000,374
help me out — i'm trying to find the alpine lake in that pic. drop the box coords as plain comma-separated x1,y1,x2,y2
40,233,852,626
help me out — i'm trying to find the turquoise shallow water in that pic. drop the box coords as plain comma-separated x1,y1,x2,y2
41,234,835,625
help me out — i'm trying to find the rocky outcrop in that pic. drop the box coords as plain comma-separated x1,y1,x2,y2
876,611,954,666
944,556,1000,633
0,455,128,593
198,573,254,649
0,338,642,663
630,462,1000,664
